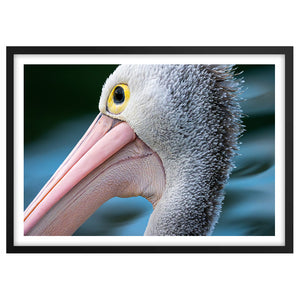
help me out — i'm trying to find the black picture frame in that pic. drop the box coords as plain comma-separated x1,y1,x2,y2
6,46,293,253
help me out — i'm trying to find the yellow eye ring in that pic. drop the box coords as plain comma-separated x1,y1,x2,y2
107,84,130,114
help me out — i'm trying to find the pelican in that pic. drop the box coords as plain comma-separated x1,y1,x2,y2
24,64,242,236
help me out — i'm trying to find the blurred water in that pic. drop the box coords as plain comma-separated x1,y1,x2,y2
24,65,275,236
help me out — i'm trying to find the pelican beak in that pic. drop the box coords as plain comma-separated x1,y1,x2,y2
24,113,138,235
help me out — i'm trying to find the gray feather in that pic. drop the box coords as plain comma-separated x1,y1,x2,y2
143,65,243,235
101,64,243,236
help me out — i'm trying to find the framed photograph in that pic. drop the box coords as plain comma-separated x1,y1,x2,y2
6,46,293,253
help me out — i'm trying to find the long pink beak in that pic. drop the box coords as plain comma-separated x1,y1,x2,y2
24,113,136,235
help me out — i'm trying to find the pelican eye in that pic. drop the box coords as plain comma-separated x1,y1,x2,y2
107,84,130,114
113,86,125,104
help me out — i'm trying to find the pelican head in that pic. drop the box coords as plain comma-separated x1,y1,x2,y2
24,64,242,236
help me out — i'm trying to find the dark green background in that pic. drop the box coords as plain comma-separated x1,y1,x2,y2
25,65,118,144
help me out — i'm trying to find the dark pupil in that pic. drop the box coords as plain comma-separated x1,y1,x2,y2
113,86,125,104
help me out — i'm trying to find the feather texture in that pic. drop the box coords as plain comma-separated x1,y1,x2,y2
99,64,243,235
